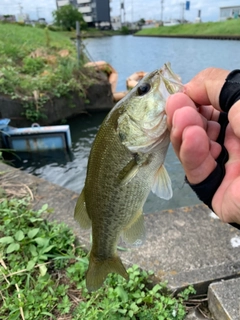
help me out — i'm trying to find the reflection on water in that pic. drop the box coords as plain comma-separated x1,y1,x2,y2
12,35,240,212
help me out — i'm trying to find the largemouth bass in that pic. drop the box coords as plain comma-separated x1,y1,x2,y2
74,63,182,292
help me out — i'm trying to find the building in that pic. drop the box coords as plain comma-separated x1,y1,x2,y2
0,15,16,22
111,15,121,30
17,13,30,22
56,0,111,28
56,0,77,9
163,19,180,27
77,0,111,28
220,6,240,21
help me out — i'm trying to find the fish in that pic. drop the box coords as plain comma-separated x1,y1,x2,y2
74,63,183,292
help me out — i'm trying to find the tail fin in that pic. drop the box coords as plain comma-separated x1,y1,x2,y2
86,252,129,292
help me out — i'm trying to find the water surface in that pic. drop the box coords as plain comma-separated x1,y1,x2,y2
15,36,240,213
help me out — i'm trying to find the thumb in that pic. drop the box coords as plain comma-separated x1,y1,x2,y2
185,67,230,111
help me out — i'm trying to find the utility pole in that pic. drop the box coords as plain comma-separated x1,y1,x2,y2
36,7,44,20
76,21,81,67
120,1,125,25
180,2,185,23
131,0,134,23
160,0,164,22
36,7,40,20
18,2,23,15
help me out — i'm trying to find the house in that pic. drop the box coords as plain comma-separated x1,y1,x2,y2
111,15,121,30
163,19,181,26
220,5,240,21
0,15,16,22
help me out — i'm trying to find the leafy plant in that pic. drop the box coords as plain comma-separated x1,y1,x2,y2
0,196,196,319
22,56,45,75
71,264,195,319
52,5,87,31
0,23,96,122
0,197,81,319
121,26,130,34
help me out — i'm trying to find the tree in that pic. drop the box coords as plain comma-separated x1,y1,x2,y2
52,5,87,31
137,18,145,29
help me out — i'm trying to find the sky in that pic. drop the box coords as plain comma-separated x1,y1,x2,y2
0,0,239,23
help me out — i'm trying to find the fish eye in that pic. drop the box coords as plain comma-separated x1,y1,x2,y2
137,83,151,96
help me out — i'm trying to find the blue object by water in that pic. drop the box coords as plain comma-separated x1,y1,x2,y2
0,118,10,130
2,124,72,152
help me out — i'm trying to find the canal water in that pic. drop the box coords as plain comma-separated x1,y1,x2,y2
14,36,240,213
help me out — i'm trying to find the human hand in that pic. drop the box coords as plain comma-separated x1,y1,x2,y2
166,67,240,224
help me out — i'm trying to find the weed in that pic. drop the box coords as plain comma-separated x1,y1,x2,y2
22,57,45,75
0,196,195,319
0,23,97,122
137,18,240,36
0,198,80,319
71,264,195,319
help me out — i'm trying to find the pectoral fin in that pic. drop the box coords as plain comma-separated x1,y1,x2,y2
122,210,146,246
152,165,172,200
74,188,92,229
119,154,150,186
119,165,139,186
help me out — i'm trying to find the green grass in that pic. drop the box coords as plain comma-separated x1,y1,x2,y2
136,19,240,36
0,22,95,122
0,23,76,54
0,188,196,319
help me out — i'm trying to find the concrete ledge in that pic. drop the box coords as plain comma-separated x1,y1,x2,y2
208,278,240,320
1,162,240,297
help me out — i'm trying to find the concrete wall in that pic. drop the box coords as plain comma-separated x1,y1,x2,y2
0,82,114,128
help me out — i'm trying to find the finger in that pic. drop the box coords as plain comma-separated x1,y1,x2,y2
228,100,240,139
212,125,240,222
185,68,230,111
217,177,240,224
170,106,205,156
166,93,196,130
180,126,217,184
206,121,220,142
198,105,220,122
225,125,240,163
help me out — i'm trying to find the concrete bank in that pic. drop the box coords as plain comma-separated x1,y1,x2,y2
135,34,240,41
0,80,114,128
134,34,240,40
1,162,240,319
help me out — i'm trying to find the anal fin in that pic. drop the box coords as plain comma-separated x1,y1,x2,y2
122,210,146,246
74,188,91,229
